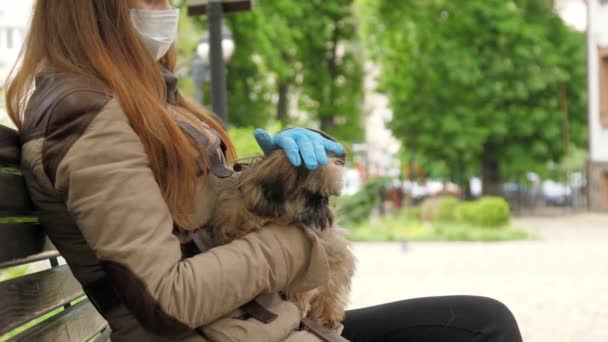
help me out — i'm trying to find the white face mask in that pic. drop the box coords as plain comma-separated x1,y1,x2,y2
130,8,180,61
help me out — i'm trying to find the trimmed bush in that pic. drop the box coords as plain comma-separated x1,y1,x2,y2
473,196,510,228
406,206,422,221
420,196,460,222
335,177,391,227
435,197,460,221
455,201,477,223
420,197,441,221
454,197,510,228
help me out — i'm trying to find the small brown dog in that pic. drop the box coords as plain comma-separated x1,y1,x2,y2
207,150,356,329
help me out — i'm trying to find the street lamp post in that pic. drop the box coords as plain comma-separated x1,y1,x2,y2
191,54,208,105
188,0,249,127
194,25,235,120
207,3,229,126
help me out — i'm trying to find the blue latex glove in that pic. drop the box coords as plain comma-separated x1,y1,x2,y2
254,128,344,170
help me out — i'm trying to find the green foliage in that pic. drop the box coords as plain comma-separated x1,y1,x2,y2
349,211,530,242
228,123,293,158
228,126,263,159
435,197,460,222
174,2,206,99
429,224,529,242
176,0,273,127
420,196,510,228
295,0,365,141
544,146,588,181
405,206,422,221
455,201,478,224
224,11,274,128
218,0,364,140
473,197,511,228
335,176,391,227
358,0,587,185
452,197,511,228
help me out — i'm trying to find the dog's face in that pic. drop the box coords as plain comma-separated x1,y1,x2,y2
238,151,345,230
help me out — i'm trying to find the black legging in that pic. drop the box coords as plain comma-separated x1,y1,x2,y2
341,296,522,342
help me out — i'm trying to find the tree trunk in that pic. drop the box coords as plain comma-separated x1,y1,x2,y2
320,117,334,131
277,81,289,125
462,180,474,200
481,143,502,196
451,157,472,199
320,21,340,133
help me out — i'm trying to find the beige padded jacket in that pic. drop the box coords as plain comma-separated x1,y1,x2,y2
19,69,334,342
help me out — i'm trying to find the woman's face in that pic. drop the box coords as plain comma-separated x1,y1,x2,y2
127,0,173,10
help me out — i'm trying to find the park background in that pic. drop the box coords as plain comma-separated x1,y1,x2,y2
1,0,607,341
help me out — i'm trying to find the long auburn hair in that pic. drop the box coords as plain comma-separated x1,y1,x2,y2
5,0,236,229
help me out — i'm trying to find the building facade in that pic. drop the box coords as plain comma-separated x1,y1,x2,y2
360,61,401,178
0,1,33,125
588,0,608,211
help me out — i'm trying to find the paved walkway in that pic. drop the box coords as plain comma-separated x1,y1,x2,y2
348,213,608,342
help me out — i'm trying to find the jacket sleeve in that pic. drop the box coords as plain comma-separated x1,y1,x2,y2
52,100,329,338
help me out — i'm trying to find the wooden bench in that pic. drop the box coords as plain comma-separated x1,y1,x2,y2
0,124,110,341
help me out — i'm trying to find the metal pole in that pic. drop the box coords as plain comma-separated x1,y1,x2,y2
586,0,592,156
191,55,205,105
196,82,204,106
208,1,229,126
586,0,594,210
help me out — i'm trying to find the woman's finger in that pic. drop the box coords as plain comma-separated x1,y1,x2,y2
254,128,276,155
296,136,318,170
314,141,329,166
323,139,345,155
276,135,302,167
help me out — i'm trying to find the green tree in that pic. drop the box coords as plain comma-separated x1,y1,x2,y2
224,0,364,141
297,0,365,141
175,0,274,127
217,0,308,127
225,12,275,128
358,0,586,195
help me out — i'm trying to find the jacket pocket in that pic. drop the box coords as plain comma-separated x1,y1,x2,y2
201,295,301,342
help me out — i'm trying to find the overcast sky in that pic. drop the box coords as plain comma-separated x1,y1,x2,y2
556,0,587,31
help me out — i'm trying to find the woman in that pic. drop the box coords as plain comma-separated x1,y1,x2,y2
6,0,523,341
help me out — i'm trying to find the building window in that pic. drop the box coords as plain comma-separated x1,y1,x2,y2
601,48,608,126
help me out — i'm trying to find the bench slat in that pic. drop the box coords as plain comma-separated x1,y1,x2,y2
9,300,107,342
0,223,57,268
0,251,61,270
0,124,20,165
0,265,85,335
0,173,34,214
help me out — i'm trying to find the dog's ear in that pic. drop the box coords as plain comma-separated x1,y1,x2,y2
239,151,303,217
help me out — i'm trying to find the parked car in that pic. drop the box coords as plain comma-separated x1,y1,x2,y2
403,179,460,204
541,180,572,206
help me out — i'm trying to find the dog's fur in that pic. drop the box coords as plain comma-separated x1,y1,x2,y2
207,150,356,328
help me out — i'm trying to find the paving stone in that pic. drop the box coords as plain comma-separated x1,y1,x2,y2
348,214,608,342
